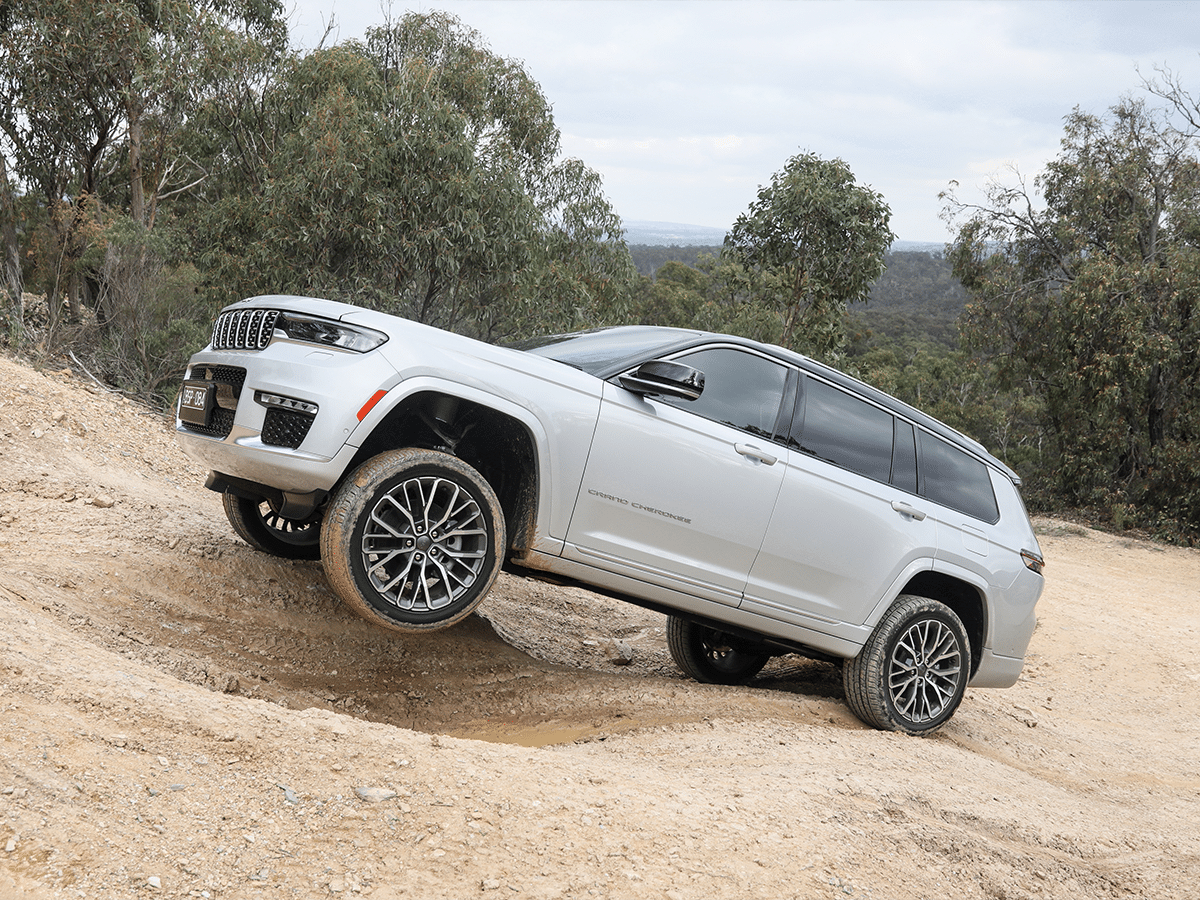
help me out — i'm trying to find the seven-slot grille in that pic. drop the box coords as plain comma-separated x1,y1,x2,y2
212,308,279,351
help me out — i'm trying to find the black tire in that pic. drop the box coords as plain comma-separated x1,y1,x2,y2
222,492,322,560
843,595,970,736
320,448,505,633
666,616,771,685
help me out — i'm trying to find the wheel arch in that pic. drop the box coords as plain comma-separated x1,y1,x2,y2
896,571,987,678
346,387,542,558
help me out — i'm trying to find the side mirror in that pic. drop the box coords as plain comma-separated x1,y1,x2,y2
617,360,705,401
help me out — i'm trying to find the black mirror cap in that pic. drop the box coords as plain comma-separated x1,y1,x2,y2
617,360,705,401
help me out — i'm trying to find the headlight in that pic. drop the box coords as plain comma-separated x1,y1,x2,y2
275,313,388,353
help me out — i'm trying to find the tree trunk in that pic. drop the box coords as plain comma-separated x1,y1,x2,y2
129,108,146,226
67,271,82,323
0,152,23,342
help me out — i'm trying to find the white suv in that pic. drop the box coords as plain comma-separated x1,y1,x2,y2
176,295,1045,735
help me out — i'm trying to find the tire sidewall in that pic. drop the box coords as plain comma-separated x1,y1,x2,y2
845,595,971,736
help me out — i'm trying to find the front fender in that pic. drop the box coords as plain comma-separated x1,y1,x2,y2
348,374,601,554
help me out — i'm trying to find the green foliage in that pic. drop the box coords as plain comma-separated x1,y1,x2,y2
724,152,895,361
198,11,633,341
1,4,633,390
622,156,898,362
506,156,636,339
944,98,1200,538
849,251,967,349
627,260,713,328
88,216,211,403
0,0,288,369
628,245,724,277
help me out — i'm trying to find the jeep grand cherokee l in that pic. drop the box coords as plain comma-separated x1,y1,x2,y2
176,295,1045,735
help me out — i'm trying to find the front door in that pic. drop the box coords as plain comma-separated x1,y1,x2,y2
564,347,792,606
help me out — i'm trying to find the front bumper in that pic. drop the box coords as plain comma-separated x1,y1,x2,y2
175,340,400,496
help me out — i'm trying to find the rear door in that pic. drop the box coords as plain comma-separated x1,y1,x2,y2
563,346,792,606
742,375,938,629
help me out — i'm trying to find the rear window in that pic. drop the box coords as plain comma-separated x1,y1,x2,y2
919,432,1000,523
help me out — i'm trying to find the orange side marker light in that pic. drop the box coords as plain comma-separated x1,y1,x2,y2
357,389,388,422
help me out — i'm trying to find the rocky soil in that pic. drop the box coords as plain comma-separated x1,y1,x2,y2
0,351,1197,900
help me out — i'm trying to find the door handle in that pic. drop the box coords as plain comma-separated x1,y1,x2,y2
891,500,927,520
735,443,778,466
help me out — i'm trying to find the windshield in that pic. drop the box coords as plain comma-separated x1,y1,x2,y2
514,326,700,375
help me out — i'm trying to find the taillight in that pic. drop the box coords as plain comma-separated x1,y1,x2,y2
1021,549,1045,575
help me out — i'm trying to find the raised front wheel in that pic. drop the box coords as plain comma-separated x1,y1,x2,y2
320,449,505,632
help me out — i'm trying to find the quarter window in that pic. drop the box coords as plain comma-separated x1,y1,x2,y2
659,348,789,439
919,431,1000,523
795,377,893,484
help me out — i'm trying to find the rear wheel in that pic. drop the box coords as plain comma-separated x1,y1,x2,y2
320,448,505,632
666,616,771,685
222,492,321,560
843,595,970,735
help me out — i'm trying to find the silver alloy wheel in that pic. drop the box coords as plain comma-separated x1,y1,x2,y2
843,595,970,735
361,474,489,613
887,617,963,724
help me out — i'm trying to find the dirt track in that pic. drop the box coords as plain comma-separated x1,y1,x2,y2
1,352,1198,899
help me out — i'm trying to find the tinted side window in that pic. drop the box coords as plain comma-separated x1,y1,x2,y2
661,348,789,439
919,432,1000,523
794,377,893,483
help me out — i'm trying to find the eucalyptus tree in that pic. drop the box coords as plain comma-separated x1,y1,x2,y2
723,152,894,361
0,0,287,335
201,11,633,341
944,98,1200,532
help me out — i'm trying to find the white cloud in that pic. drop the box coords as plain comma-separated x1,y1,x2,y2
286,0,1200,240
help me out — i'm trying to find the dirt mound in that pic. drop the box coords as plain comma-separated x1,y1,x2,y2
1,351,1197,899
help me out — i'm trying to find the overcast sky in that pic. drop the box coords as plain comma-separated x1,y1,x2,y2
284,0,1200,242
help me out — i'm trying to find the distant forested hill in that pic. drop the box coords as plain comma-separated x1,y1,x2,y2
627,246,967,349
628,245,723,276
850,250,968,349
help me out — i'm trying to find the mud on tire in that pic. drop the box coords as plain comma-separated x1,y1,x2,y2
320,448,506,633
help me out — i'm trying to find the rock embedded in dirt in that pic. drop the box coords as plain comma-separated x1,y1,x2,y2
354,787,398,803
608,638,634,665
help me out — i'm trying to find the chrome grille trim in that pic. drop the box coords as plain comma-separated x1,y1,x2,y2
211,309,280,351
